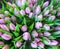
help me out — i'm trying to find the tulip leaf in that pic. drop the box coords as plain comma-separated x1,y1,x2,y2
52,31,60,35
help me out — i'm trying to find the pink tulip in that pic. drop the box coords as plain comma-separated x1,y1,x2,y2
23,32,30,40
44,32,51,36
35,22,42,29
38,14,43,20
0,24,9,31
43,1,49,7
5,17,11,21
32,30,38,37
0,32,3,36
21,25,27,32
0,14,5,18
10,23,16,30
16,41,22,47
11,16,16,22
0,19,5,24
39,33,44,37
44,10,49,16
29,12,33,18
25,7,31,14
2,45,9,49
31,41,37,48
44,24,50,30
55,26,60,30
1,34,12,40
57,12,60,16
34,38,40,42
20,10,25,16
0,41,4,45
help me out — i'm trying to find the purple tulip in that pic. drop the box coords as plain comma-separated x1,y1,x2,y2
44,10,49,16
1,34,12,40
5,17,11,21
31,41,37,48
57,12,60,16
21,25,27,32
55,26,60,30
38,14,43,20
44,24,50,30
35,22,42,29
20,10,25,16
0,32,3,36
0,24,9,31
25,7,31,14
43,1,49,7
44,32,51,36
29,12,33,18
38,42,44,48
32,30,38,37
0,19,5,24
11,16,16,22
16,41,22,47
23,32,30,40
10,23,16,30
39,33,44,37
0,14,5,19
0,41,4,45
2,45,9,49
34,38,40,42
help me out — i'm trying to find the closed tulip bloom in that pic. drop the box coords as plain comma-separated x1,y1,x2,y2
38,42,44,48
34,38,40,42
43,1,49,7
44,32,51,36
21,25,27,32
35,22,42,29
1,34,12,40
57,12,60,16
50,40,58,45
0,32,3,36
0,19,5,24
39,33,44,37
29,12,33,18
2,45,9,49
0,14,5,19
5,17,11,21
38,14,43,20
11,16,16,22
55,26,60,30
10,23,16,30
31,41,37,48
23,32,30,40
0,24,9,31
20,10,25,16
16,41,22,47
44,10,49,16
32,30,38,37
44,24,50,30
31,0,36,4
0,41,4,45
4,11,9,14
35,5,41,14
25,7,31,14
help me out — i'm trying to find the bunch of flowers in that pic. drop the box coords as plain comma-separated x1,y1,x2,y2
0,0,60,49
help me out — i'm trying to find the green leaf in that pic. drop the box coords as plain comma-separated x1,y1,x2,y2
52,31,60,35
22,17,26,25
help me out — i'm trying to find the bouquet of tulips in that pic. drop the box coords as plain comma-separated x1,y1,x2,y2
0,0,60,49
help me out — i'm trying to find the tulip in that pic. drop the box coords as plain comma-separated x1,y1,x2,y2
34,38,40,42
11,16,16,22
0,32,3,36
32,30,38,37
39,33,44,37
0,41,4,45
10,23,16,30
44,10,49,16
57,12,60,16
5,17,11,21
44,32,51,36
2,45,9,49
31,41,37,48
4,11,9,14
20,10,25,16
16,41,22,47
21,25,27,32
29,12,33,18
23,32,30,40
55,26,60,30
43,1,49,7
1,34,12,40
44,24,50,30
0,19,5,24
0,24,9,31
0,14,5,18
35,22,42,29
25,7,31,14
38,14,43,20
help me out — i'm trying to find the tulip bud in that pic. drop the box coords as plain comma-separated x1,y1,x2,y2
23,32,30,40
44,32,51,36
1,34,12,40
29,12,33,18
34,38,40,42
5,17,11,21
57,12,60,16
31,0,36,4
38,42,44,48
20,10,25,16
16,41,22,47
0,41,4,45
2,45,9,49
44,10,49,16
10,23,16,30
31,41,37,48
35,22,42,29
25,7,31,14
38,14,43,20
35,5,41,14
39,33,44,37
11,16,16,22
32,30,38,37
21,25,27,32
43,1,49,7
0,14,5,19
0,32,3,36
44,24,50,30
4,11,9,14
0,19,5,24
55,26,60,30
